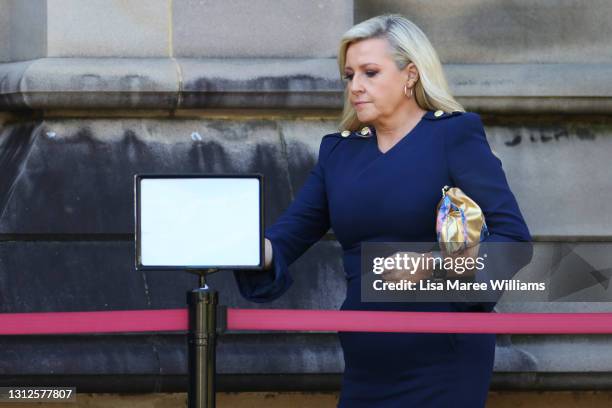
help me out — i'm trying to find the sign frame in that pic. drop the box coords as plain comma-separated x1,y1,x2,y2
134,173,265,272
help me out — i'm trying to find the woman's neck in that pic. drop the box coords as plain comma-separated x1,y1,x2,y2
373,107,428,149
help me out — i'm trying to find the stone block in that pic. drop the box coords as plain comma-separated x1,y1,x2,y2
0,1,10,62
173,0,353,57
47,0,169,57
482,116,612,237
0,0,45,62
355,0,612,64
0,242,149,313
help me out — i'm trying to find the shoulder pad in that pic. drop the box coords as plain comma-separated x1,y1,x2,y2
323,132,345,139
422,110,464,121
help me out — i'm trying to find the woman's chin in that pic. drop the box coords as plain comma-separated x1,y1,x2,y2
356,112,375,122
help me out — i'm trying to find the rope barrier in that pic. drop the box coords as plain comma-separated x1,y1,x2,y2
1,308,611,335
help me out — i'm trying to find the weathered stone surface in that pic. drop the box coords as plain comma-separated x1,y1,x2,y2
452,64,612,114
0,118,301,233
47,0,169,57
0,242,150,313
0,121,39,220
356,0,612,64
0,239,343,313
12,58,179,109
0,1,7,61
178,58,343,109
278,119,340,198
2,58,612,112
452,64,612,97
483,117,612,237
173,0,353,58
0,0,46,62
0,0,12,62
505,334,612,372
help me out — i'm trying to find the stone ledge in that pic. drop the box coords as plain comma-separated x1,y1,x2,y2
1,371,612,392
1,333,612,391
1,58,612,112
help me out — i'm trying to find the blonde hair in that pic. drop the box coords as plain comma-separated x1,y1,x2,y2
337,14,464,131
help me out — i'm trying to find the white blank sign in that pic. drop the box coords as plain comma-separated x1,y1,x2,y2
137,177,262,268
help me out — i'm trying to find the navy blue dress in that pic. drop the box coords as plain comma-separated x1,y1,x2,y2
234,110,532,407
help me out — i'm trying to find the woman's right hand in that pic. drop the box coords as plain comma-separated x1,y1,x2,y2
380,251,434,283
264,238,273,270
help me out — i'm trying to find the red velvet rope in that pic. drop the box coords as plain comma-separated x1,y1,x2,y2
1,308,611,335
0,309,188,335
227,309,612,334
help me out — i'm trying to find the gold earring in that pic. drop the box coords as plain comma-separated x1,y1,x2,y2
404,83,413,98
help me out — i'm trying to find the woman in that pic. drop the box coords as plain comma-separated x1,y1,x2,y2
234,14,531,407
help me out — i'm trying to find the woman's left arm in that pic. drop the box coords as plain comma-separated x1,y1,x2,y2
444,112,531,243
444,112,534,310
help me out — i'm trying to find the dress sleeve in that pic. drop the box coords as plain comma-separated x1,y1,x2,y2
233,135,334,303
444,112,534,312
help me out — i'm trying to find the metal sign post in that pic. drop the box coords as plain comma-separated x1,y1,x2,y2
187,270,220,408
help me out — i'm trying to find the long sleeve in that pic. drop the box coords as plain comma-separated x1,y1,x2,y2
233,135,335,303
444,112,533,311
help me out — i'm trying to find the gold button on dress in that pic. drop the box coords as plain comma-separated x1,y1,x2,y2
360,127,371,136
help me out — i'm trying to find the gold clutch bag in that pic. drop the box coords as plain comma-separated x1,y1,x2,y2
435,185,489,255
